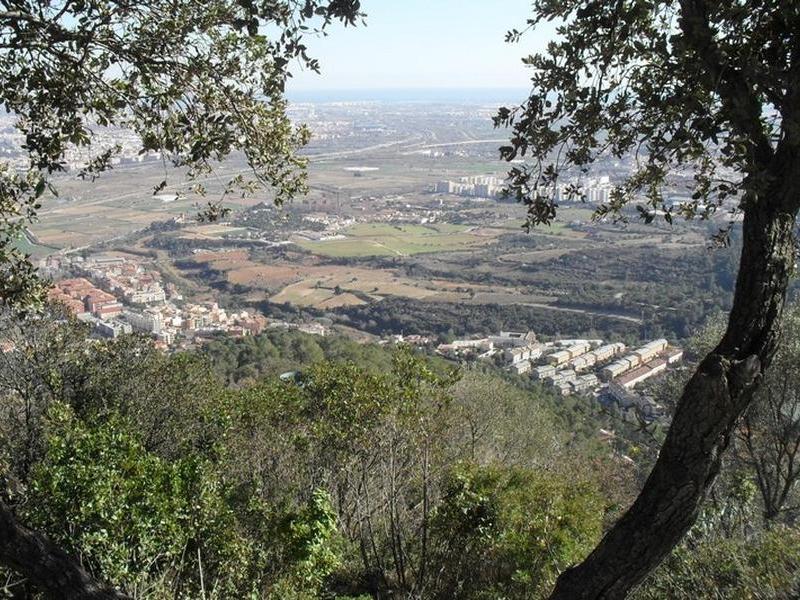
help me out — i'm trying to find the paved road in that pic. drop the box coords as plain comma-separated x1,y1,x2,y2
518,302,643,325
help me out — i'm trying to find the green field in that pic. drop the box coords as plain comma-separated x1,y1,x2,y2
296,222,492,257
11,231,59,258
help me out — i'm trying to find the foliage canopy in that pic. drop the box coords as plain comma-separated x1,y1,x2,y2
0,0,363,309
497,0,795,231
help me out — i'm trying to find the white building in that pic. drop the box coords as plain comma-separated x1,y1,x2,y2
124,308,164,334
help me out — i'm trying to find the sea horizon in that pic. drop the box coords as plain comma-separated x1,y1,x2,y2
286,86,529,104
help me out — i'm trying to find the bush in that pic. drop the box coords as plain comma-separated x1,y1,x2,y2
25,403,254,597
636,527,800,600
429,464,604,599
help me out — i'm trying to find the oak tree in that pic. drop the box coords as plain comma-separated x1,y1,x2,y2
0,0,362,311
498,1,800,598
0,0,361,595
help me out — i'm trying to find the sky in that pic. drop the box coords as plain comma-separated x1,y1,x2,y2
286,1,558,92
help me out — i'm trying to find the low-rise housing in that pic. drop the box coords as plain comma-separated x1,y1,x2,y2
532,365,556,380
600,340,669,381
437,338,494,359
572,373,599,393
48,255,269,348
268,320,327,337
124,308,164,334
616,358,667,389
664,347,684,364
490,331,538,347
77,314,132,338
510,359,532,375
547,349,572,366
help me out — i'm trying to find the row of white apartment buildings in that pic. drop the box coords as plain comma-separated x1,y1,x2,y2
603,344,685,423
536,367,601,397
540,176,614,205
433,174,615,205
600,339,683,381
438,331,683,416
437,331,541,370
433,175,505,199
531,340,622,396
537,339,683,410
534,343,624,375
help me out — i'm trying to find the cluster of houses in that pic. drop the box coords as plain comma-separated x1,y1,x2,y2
44,254,274,348
48,278,123,319
437,332,683,425
530,341,628,397
71,255,169,304
436,331,540,366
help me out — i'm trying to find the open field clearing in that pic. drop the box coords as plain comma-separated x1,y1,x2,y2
266,264,534,309
268,266,443,306
227,265,310,289
186,250,319,291
191,249,250,266
182,244,592,313
12,231,58,258
272,282,369,308
295,222,496,257
489,217,593,240
176,224,251,240
183,247,536,309
29,158,266,248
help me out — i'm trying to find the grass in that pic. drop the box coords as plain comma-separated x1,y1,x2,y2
270,282,368,308
296,222,491,258
12,234,36,255
11,233,56,258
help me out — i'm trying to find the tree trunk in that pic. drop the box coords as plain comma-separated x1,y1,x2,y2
549,180,798,599
0,500,128,599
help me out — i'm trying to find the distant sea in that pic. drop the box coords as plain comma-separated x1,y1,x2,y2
286,87,528,104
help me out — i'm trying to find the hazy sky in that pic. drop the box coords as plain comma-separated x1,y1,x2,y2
287,1,558,91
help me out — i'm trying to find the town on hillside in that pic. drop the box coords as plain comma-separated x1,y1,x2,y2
42,253,325,350
40,248,684,429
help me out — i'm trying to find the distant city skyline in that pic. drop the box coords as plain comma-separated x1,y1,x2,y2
285,87,531,104
286,1,558,93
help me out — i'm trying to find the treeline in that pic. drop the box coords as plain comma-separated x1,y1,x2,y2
330,297,641,342
233,205,326,233
0,308,620,598
200,328,397,384
1,308,799,598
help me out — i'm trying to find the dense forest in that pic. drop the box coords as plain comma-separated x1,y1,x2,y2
327,297,641,343
1,306,799,598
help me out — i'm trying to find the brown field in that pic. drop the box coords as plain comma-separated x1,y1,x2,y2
188,250,320,292
317,292,367,309
227,265,306,289
179,244,555,311
191,249,250,267
497,248,578,265
266,264,529,309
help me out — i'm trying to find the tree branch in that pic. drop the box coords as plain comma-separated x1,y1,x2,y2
678,0,774,167
0,500,129,599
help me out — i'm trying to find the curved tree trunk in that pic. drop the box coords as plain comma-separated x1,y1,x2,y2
0,500,128,599
550,175,799,599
